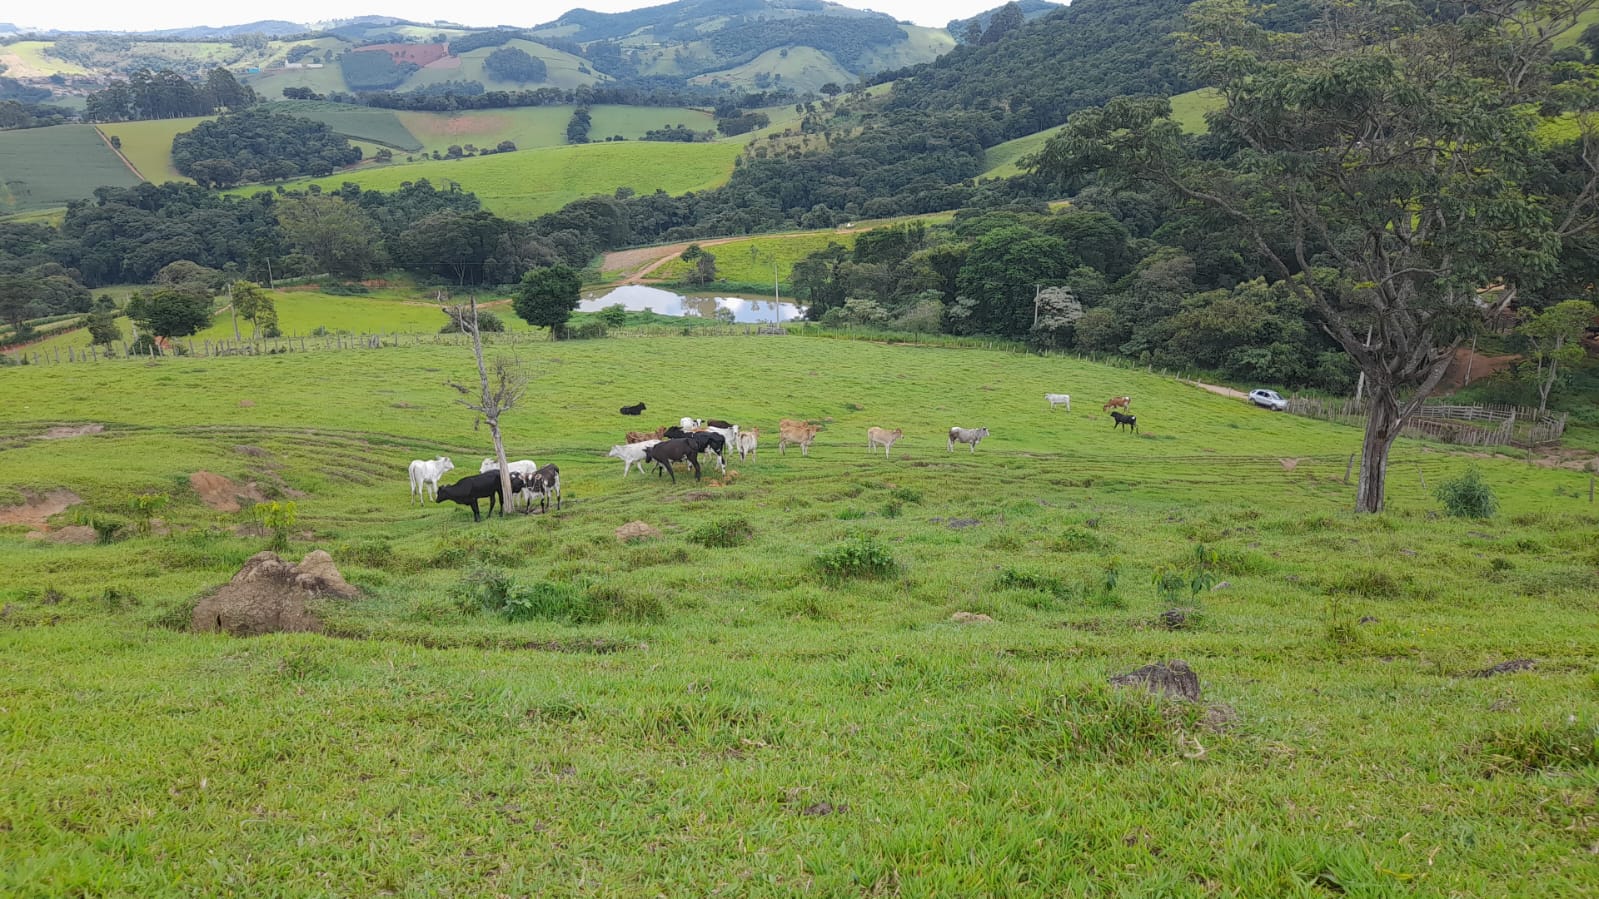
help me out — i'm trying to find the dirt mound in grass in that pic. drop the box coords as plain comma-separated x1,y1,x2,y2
1110,659,1203,702
191,550,358,636
23,525,97,544
190,471,266,512
616,521,662,542
0,489,82,529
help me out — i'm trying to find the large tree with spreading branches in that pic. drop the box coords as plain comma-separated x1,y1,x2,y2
1030,0,1599,512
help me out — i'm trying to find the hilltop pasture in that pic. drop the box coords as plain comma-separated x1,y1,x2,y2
1,335,1596,895
266,139,745,220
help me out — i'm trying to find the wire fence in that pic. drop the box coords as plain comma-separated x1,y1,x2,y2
1286,395,1568,448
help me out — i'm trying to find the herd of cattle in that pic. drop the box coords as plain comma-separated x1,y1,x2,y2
409,394,1136,520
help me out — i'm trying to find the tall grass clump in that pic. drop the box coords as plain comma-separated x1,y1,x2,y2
814,531,899,582
690,516,753,548
1435,466,1498,519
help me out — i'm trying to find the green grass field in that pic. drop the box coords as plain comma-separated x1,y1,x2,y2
689,46,855,94
264,139,746,221
651,230,863,286
405,39,604,93
102,117,211,182
1170,87,1223,135
0,125,142,215
980,127,1062,180
260,101,424,152
0,40,89,76
394,105,719,155
1,334,1596,895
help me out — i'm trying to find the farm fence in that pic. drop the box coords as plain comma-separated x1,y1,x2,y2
1286,395,1567,448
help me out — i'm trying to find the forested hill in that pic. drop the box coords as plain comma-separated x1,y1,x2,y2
883,0,1318,142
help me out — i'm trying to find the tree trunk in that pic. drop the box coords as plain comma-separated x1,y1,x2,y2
467,294,515,516
229,283,240,343
1356,385,1405,513
1536,341,1561,418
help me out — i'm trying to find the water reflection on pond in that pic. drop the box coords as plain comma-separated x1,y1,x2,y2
580,284,805,324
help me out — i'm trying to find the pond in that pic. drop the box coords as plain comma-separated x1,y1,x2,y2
579,284,805,324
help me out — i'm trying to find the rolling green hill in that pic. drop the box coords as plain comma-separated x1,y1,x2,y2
1,334,1596,894
260,101,423,151
259,139,745,221
402,39,604,93
0,125,141,214
689,46,856,94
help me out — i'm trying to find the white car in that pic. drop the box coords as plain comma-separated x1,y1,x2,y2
1248,388,1288,411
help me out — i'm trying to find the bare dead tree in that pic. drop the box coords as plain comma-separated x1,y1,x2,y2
445,293,526,515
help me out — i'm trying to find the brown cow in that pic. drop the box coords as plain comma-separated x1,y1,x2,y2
626,426,668,443
1102,396,1132,411
778,418,820,456
866,426,903,457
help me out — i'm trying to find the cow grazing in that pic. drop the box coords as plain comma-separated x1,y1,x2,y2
408,456,455,505
778,419,820,456
947,426,990,453
736,428,759,461
1045,393,1071,411
627,426,667,444
1111,411,1138,432
608,440,660,476
435,470,524,521
704,423,739,450
644,437,702,483
619,402,647,416
1103,396,1132,411
523,464,561,513
866,427,903,457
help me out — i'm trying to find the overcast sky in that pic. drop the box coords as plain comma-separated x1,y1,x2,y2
19,0,1019,34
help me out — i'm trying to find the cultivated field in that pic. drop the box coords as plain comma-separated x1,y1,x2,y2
0,125,142,214
395,105,719,155
267,140,746,221
1,335,1596,895
101,116,211,182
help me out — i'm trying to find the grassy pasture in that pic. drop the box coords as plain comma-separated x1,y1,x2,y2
690,46,855,94
266,139,745,220
395,105,719,155
0,125,141,214
0,41,89,76
1169,87,1223,134
1,335,1597,895
650,230,863,286
405,39,603,92
981,126,1062,180
103,116,211,182
260,101,423,151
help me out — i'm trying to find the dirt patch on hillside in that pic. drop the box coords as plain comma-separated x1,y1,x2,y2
1441,346,1519,390
0,489,82,528
36,424,104,440
190,471,267,512
23,525,97,544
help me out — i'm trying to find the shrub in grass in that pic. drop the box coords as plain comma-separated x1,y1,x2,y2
588,583,667,623
815,532,899,582
1435,466,1498,519
129,492,168,535
252,500,297,551
100,585,138,611
690,516,753,548
995,567,1069,599
889,486,922,504
502,580,600,623
1051,526,1104,551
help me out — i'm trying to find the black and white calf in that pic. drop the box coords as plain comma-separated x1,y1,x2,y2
1111,411,1138,433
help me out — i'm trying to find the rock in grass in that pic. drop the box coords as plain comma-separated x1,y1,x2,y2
616,521,662,542
1109,659,1202,702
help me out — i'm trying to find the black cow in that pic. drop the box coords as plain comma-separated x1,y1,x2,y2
705,419,734,429
644,438,702,483
1111,411,1138,433
620,402,646,416
435,470,525,521
687,430,727,472
663,425,692,440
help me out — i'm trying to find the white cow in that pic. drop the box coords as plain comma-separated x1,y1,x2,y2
1045,393,1071,411
866,427,903,457
608,440,661,476
408,456,455,505
480,457,540,512
947,426,990,453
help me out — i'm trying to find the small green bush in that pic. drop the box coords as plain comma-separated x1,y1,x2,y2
253,501,297,551
690,516,753,548
1435,466,1498,519
815,532,899,582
